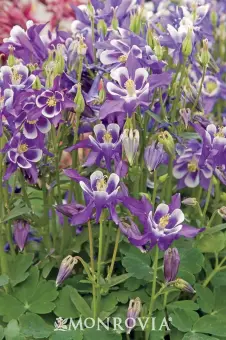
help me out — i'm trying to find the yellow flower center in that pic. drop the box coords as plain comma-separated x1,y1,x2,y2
27,120,37,125
47,96,57,107
96,177,107,191
187,159,198,172
11,69,22,85
215,127,224,138
18,143,28,154
159,214,170,228
118,54,128,63
205,81,218,94
125,79,136,97
103,131,113,143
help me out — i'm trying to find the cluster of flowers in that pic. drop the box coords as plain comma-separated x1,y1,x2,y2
2,0,226,308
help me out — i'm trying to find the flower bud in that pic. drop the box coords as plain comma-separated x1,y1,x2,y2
56,255,78,287
210,11,218,27
159,173,168,183
164,248,180,282
146,28,155,49
179,108,191,128
122,129,140,166
32,76,42,90
182,28,193,57
87,0,95,18
111,11,119,30
97,19,108,37
158,131,175,157
144,142,165,172
74,83,85,114
182,197,197,206
200,39,210,66
14,221,30,251
153,37,163,60
172,278,195,294
55,44,65,74
218,206,226,220
76,35,87,56
7,45,16,67
126,297,142,334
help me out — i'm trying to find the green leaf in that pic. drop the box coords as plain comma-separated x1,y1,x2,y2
8,253,34,286
196,232,225,253
168,301,199,311
194,284,214,314
106,273,132,288
183,333,219,340
213,287,226,316
54,286,80,318
4,320,23,340
0,326,4,340
70,288,92,318
169,310,199,332
83,328,122,340
179,248,204,274
0,274,9,287
14,266,39,303
50,331,83,340
19,313,53,339
121,246,153,280
204,224,226,234
193,315,226,336
0,292,25,321
212,272,226,287
177,270,196,285
3,206,31,222
124,277,142,291
28,280,58,314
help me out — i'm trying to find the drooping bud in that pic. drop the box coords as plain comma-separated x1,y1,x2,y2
122,129,140,166
179,108,191,128
218,206,226,220
14,221,30,251
74,83,85,114
144,142,165,172
172,278,196,294
56,255,78,287
182,197,197,206
158,131,175,157
87,0,95,18
182,28,193,57
164,248,180,282
200,39,210,67
126,298,142,334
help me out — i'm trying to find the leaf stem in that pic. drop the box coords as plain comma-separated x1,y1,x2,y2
107,227,121,280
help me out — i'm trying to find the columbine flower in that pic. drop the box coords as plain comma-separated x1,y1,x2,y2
100,40,142,68
164,248,180,282
66,123,122,171
126,194,204,251
144,142,165,172
106,65,150,114
122,129,139,166
14,220,30,251
63,169,120,224
199,75,226,114
56,255,78,287
36,90,64,118
173,141,213,190
0,64,35,89
3,133,42,179
126,298,142,334
15,101,51,139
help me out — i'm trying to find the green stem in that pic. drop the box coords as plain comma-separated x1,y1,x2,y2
51,126,62,204
145,246,159,340
207,210,218,228
171,59,187,122
96,217,104,316
88,220,97,319
166,156,173,203
19,171,32,210
192,66,207,112
202,177,213,223
152,170,158,209
107,228,121,280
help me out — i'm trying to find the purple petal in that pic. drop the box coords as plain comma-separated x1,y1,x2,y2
107,82,127,97
36,116,51,134
110,66,129,87
23,122,38,139
179,225,205,238
134,68,149,90
106,173,120,194
71,202,94,225
93,124,106,142
17,155,32,169
24,149,42,162
153,204,169,224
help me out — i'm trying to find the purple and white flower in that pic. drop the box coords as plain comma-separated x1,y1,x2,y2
1,64,35,89
36,90,64,118
144,142,165,172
